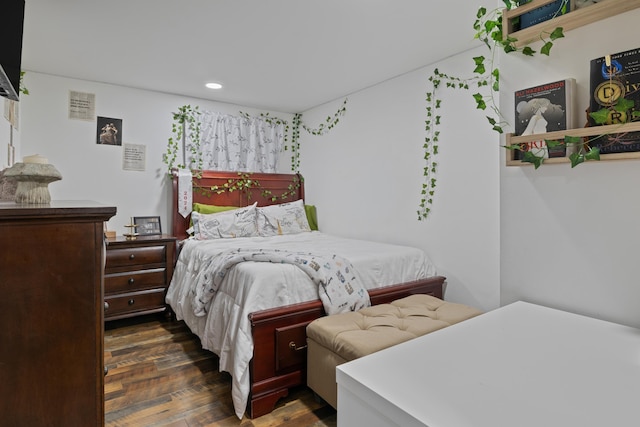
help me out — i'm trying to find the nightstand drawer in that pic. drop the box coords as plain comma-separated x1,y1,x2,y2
104,289,166,318
104,268,166,294
104,235,176,322
105,246,166,270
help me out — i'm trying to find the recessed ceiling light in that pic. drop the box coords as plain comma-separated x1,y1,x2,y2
205,82,223,90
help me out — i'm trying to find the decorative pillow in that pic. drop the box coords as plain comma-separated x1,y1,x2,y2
304,204,319,231
257,199,311,236
193,203,238,214
192,202,258,240
190,203,239,228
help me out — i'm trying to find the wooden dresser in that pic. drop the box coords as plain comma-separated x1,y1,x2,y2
104,235,176,321
0,201,116,426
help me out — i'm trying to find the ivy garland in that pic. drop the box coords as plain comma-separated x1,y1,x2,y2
418,2,566,220
163,105,202,172
194,172,303,202
290,113,302,172
240,98,348,174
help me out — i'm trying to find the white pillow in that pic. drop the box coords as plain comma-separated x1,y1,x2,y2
256,199,311,236
192,202,258,240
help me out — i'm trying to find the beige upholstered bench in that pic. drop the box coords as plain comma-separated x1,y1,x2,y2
306,294,482,408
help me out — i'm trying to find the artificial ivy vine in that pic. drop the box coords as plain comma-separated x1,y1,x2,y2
163,104,202,172
419,1,566,220
241,98,348,174
194,172,303,203
291,113,302,172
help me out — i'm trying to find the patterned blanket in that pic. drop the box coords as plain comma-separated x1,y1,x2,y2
192,248,371,316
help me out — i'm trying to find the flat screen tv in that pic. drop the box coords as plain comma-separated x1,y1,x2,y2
0,0,25,102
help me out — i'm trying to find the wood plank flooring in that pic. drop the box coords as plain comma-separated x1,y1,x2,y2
104,314,336,427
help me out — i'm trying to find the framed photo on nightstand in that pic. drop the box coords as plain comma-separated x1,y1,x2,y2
133,216,162,236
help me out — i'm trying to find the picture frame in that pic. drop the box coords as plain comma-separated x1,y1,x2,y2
133,216,162,236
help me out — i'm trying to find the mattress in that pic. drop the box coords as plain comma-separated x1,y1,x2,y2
165,231,436,418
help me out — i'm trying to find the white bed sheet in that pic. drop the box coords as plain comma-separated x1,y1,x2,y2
165,231,436,419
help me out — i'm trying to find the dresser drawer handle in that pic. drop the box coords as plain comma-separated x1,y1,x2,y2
104,366,109,376
128,278,135,285
129,254,135,260
128,299,135,306
104,301,110,310
289,341,307,352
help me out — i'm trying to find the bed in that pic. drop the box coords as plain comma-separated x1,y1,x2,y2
167,170,446,418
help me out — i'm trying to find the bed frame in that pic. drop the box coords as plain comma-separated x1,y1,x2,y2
171,170,446,418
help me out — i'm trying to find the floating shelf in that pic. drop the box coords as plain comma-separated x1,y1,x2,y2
505,122,640,166
503,0,640,47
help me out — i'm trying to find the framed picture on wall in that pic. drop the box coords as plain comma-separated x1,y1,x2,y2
96,116,123,146
133,216,162,236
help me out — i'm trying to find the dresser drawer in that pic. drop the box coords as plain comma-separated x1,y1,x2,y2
104,268,166,294
275,321,310,372
104,289,166,318
105,246,166,270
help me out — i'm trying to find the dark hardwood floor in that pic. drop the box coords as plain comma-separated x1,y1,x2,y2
104,314,336,427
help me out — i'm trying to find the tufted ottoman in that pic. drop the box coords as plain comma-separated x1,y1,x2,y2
306,294,482,408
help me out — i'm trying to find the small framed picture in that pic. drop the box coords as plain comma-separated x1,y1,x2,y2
133,216,162,236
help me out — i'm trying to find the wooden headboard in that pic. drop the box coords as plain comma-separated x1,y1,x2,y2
171,170,305,240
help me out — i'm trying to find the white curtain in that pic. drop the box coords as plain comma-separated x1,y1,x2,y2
198,111,284,172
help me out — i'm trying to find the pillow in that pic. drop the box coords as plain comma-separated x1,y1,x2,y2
257,199,311,236
305,204,318,231
193,202,238,214
192,202,258,240
189,203,239,228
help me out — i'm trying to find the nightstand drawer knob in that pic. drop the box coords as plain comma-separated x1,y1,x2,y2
128,299,135,306
128,278,135,285
129,254,135,260
104,301,110,310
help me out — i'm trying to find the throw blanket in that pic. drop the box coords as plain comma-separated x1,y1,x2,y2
192,248,371,316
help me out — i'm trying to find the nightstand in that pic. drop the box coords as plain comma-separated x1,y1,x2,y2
104,234,176,321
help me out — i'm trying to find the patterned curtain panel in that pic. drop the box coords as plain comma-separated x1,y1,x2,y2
199,111,284,172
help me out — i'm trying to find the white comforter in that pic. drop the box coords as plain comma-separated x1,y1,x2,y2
165,231,436,419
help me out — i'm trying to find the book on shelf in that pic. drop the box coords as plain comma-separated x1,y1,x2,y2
513,78,577,159
588,47,640,154
517,0,572,31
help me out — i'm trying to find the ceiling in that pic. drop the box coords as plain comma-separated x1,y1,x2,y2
21,0,487,113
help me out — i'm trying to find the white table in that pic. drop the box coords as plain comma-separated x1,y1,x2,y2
336,301,640,427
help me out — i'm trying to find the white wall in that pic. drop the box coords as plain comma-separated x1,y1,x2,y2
16,72,292,233
299,48,501,312
499,10,640,327
0,100,18,169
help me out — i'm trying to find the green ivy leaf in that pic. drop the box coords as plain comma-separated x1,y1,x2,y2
503,44,517,54
585,147,601,161
545,139,566,149
522,46,536,56
473,93,486,110
540,42,553,56
549,27,565,41
484,20,497,33
564,135,582,145
569,153,584,168
615,97,635,113
522,151,544,169
589,108,611,125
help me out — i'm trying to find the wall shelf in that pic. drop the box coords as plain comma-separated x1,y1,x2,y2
505,122,640,166
503,0,640,47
